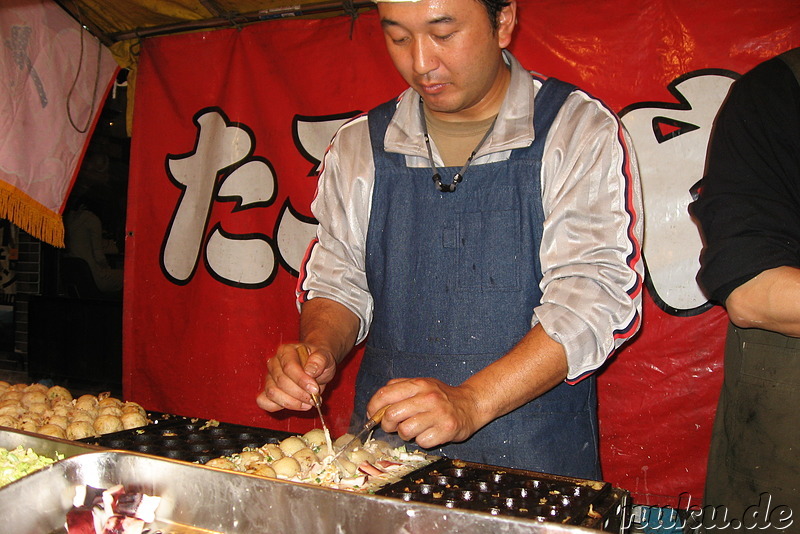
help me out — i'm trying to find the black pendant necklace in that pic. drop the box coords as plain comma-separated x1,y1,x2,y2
419,97,497,193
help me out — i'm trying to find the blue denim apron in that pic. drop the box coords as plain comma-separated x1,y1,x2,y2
354,78,600,479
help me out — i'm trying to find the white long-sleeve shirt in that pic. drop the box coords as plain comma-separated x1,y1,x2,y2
298,51,644,382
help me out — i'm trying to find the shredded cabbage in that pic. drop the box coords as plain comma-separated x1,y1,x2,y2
0,445,62,487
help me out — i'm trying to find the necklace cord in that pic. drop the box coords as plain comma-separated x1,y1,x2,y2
419,97,496,193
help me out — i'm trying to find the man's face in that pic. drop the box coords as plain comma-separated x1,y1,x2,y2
377,0,515,122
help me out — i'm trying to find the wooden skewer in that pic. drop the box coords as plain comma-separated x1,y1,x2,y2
296,344,321,407
370,405,389,424
296,344,334,455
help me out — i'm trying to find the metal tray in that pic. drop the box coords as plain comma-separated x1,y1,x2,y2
79,418,629,532
0,450,605,534
0,427,102,460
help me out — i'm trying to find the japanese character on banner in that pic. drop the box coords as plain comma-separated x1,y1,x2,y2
161,108,353,288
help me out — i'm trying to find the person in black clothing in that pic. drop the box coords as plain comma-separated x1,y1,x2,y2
691,48,800,530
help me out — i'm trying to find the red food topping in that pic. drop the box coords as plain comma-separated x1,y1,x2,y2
66,485,159,534
66,507,96,534
101,515,145,534
357,461,386,477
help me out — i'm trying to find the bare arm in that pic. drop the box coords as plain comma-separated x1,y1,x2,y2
371,324,567,448
725,266,800,337
256,297,359,412
299,297,360,367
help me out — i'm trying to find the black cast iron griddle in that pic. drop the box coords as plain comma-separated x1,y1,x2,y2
79,415,629,531
79,412,294,464
374,457,626,529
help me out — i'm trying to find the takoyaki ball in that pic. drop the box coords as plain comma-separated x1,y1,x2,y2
0,380,9,394
46,385,73,403
260,443,283,462
302,428,328,448
316,444,331,458
120,412,148,430
1,390,22,402
252,464,276,478
98,405,123,417
21,390,47,407
292,447,319,472
206,457,236,470
97,397,122,409
9,383,26,392
66,421,96,440
348,448,377,466
74,395,99,415
333,433,360,451
237,450,265,469
26,402,48,416
38,424,67,439
19,417,40,433
279,436,306,457
69,409,95,424
271,456,301,478
368,439,394,456
94,414,124,435
121,402,147,417
0,403,23,417
335,457,357,477
24,383,49,394
50,403,70,418
0,414,18,428
0,397,17,407
20,413,42,425
47,415,70,430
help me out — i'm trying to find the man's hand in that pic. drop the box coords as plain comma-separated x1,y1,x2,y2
368,378,484,448
256,344,336,412
256,297,360,413
368,324,569,449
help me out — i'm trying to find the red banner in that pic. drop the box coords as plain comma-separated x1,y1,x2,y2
127,0,800,505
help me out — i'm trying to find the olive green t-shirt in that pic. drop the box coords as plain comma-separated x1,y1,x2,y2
423,110,497,167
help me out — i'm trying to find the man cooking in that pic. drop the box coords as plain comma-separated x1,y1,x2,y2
257,0,643,479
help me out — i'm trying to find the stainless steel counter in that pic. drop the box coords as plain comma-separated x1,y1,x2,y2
0,428,627,533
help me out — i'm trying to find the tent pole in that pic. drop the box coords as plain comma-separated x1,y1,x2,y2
108,1,375,43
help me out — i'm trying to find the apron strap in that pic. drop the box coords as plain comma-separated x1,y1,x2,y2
367,98,399,157
533,77,576,142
